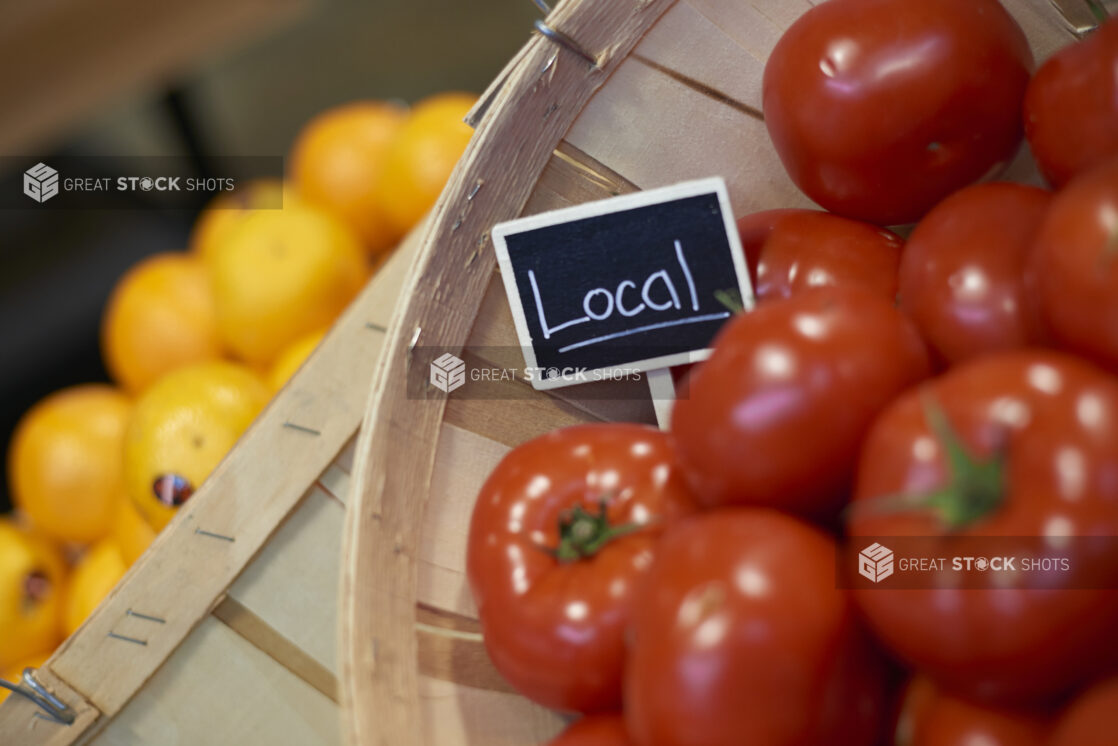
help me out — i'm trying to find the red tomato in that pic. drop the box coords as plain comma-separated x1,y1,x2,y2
762,0,1032,225
547,714,633,746
848,350,1118,704
466,424,697,713
898,182,1051,366
1050,677,1118,746
1029,157,1118,372
624,509,887,746
1024,17,1118,188
736,209,903,303
896,677,1051,746
671,287,929,519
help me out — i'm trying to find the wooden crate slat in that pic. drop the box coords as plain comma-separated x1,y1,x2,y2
90,617,339,746
318,440,356,506
212,597,338,704
417,423,511,618
684,0,786,64
738,0,816,31
443,396,591,449
633,0,766,113
521,142,639,214
226,489,346,678
565,55,811,217
417,676,563,746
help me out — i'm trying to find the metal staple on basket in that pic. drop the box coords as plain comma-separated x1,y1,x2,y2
0,669,76,725
533,19,598,66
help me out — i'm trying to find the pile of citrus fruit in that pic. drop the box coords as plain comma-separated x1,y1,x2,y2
0,91,474,691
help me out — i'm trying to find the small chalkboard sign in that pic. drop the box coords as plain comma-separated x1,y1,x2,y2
492,177,752,391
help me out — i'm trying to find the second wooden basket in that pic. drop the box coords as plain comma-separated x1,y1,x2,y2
340,0,1096,744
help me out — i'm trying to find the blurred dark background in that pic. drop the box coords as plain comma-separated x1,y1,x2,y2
0,0,540,512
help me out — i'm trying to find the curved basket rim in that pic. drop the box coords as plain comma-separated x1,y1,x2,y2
338,1,679,744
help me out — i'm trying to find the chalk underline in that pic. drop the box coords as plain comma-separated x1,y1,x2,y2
556,312,732,353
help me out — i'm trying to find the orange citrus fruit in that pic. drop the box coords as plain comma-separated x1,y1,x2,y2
291,101,407,257
124,361,269,530
375,92,476,235
190,180,295,268
0,521,66,669
266,328,326,393
111,496,156,565
62,540,128,637
101,252,223,393
8,385,131,544
266,327,327,393
210,204,366,366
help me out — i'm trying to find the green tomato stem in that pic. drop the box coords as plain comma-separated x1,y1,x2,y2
1085,0,1109,25
714,288,746,314
850,393,1007,531
554,500,640,563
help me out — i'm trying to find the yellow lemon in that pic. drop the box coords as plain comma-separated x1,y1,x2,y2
210,204,366,366
291,101,406,257
0,521,66,669
266,328,327,393
375,92,476,235
111,495,157,565
101,252,223,392
8,385,131,543
190,180,297,269
124,361,269,530
62,540,128,637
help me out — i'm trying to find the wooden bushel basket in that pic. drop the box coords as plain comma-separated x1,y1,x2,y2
339,0,1104,744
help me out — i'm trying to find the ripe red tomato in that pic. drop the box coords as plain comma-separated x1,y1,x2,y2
736,209,903,303
848,350,1118,704
1024,17,1118,188
896,677,1051,746
762,0,1032,225
898,182,1051,366
671,286,929,519
624,509,887,746
466,424,697,713
1050,677,1118,746
547,714,632,746
1029,157,1118,372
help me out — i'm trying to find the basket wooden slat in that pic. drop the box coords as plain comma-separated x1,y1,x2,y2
341,0,1088,744
93,616,341,744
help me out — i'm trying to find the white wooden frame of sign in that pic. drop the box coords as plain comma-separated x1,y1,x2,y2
492,176,753,427
491,176,753,390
